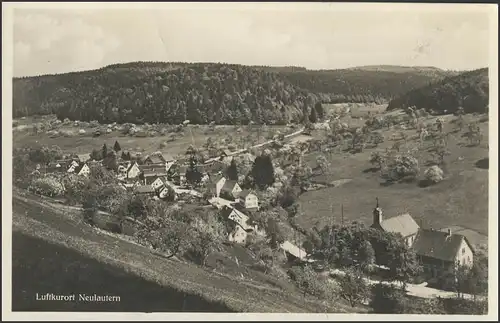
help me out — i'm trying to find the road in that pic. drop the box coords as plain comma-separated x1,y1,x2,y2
204,127,306,164
329,269,485,301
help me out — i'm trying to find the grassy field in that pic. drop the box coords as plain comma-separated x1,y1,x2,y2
298,109,489,247
12,190,367,313
12,115,292,157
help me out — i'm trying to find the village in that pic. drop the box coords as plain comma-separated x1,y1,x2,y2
29,119,480,297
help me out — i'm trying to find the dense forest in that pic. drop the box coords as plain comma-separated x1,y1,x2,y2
13,62,456,125
386,68,489,115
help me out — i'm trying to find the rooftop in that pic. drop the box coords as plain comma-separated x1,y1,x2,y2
412,229,472,262
376,213,420,238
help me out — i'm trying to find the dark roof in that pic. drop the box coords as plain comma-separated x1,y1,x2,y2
73,163,87,174
163,153,174,161
145,155,164,164
412,229,471,262
143,169,167,178
134,185,156,194
377,213,420,238
239,189,255,199
221,180,238,193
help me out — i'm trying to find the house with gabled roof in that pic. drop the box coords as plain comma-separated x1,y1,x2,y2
133,185,156,196
126,162,141,179
220,206,256,244
370,198,420,247
73,163,90,177
237,190,259,211
144,154,165,165
412,228,474,279
220,180,242,200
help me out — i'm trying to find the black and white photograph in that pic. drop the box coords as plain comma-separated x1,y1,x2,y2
2,2,497,320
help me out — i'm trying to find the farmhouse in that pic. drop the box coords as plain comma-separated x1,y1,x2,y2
220,180,242,200
237,190,259,211
370,199,420,247
412,229,474,279
221,206,255,244
66,160,80,173
133,185,156,196
144,175,165,190
73,163,90,177
78,154,91,163
126,162,141,179
144,154,165,165
159,185,177,200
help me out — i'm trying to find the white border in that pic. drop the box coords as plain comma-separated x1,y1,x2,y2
2,2,498,321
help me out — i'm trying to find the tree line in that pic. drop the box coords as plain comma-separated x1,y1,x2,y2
13,62,452,125
386,68,489,115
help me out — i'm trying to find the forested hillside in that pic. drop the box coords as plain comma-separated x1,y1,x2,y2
13,62,454,125
386,68,489,115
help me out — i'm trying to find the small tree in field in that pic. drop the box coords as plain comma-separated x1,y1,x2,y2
464,122,482,146
424,165,444,184
369,151,386,170
316,154,330,174
113,140,121,152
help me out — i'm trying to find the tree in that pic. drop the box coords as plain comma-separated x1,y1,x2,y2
316,154,330,174
288,265,329,298
102,144,108,160
369,151,386,170
113,140,121,152
266,218,286,250
336,268,370,307
464,122,482,146
82,193,98,225
314,102,325,120
384,153,419,182
357,240,375,271
121,151,130,160
226,159,238,181
424,165,444,184
387,242,422,289
309,106,318,123
103,150,118,171
28,175,65,197
370,283,407,313
90,149,103,161
185,156,202,186
251,153,275,189
189,211,225,266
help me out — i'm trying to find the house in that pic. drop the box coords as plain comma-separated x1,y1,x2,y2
144,154,165,165
66,160,80,173
220,180,242,200
133,185,157,196
126,162,141,179
221,206,255,244
78,154,91,164
47,160,70,173
146,176,165,191
280,241,311,263
370,199,420,247
140,164,166,174
412,228,474,279
159,185,177,200
238,190,259,211
74,163,90,177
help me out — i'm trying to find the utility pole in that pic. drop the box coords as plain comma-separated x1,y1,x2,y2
341,203,344,228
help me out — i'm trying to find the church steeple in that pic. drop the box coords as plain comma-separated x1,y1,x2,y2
373,197,383,226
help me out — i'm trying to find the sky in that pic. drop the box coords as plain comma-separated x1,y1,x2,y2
9,3,494,77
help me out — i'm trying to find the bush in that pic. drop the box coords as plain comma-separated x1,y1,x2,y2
29,175,65,197
384,153,419,182
370,283,406,313
424,165,444,184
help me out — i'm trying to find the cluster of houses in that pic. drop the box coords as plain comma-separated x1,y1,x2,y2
370,199,475,283
43,155,92,176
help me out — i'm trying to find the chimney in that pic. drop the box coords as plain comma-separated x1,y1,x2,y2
373,197,383,226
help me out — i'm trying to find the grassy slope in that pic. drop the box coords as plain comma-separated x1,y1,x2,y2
298,111,489,246
11,190,366,313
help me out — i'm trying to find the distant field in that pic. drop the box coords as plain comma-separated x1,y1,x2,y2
298,111,490,245
12,115,291,157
